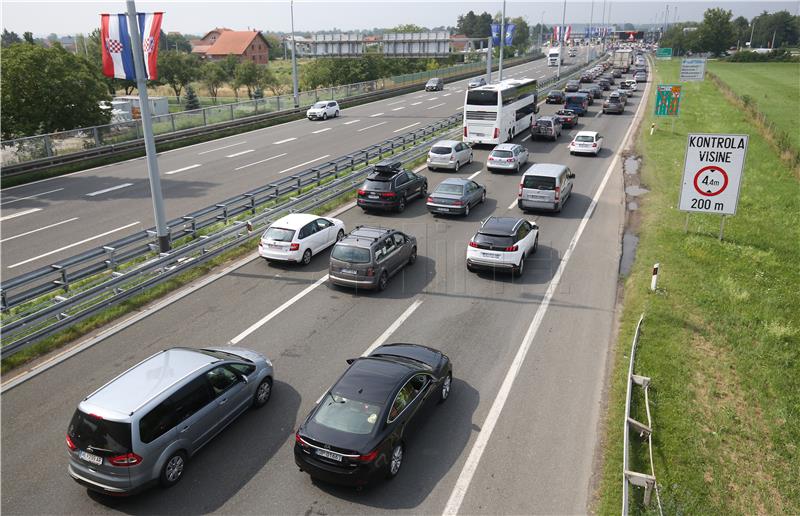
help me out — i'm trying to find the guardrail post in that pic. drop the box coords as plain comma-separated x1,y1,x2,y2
93,127,102,147
136,121,142,139
43,134,54,157
170,115,175,132
276,96,281,112
0,290,7,313
103,246,117,270
216,204,229,224
229,104,234,121
182,216,197,238
313,168,321,186
51,265,69,292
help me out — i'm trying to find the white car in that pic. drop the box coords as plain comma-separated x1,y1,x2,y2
259,213,345,265
487,143,529,173
427,140,473,171
306,101,340,120
569,131,604,156
466,216,539,277
623,79,638,92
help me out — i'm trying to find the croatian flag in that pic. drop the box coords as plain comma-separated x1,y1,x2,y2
564,25,572,42
553,26,560,43
100,12,163,80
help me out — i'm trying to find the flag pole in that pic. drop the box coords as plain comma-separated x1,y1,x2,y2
125,0,170,252
498,0,506,81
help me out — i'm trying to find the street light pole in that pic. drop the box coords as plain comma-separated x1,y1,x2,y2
556,0,566,79
587,0,594,63
537,10,544,51
125,0,169,252
290,0,299,108
498,0,506,81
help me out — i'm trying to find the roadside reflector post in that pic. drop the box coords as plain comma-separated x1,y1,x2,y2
246,221,253,233
650,263,659,292
719,215,726,241
684,213,690,233
650,123,655,135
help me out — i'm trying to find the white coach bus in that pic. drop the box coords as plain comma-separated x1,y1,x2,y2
463,78,539,145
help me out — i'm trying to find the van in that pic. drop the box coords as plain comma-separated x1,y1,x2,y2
517,163,575,213
66,347,274,495
564,93,590,116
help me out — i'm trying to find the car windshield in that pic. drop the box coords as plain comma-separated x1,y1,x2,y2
491,150,513,158
426,79,439,86
331,245,371,264
312,393,382,435
549,91,561,95
362,179,391,191
312,102,327,109
68,410,131,456
430,146,453,155
523,175,556,190
263,227,295,242
435,183,464,195
575,135,595,142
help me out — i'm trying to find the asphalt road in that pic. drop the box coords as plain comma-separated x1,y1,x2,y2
0,60,650,514
0,48,594,278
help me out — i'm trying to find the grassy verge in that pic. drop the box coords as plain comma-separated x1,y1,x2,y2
595,59,799,514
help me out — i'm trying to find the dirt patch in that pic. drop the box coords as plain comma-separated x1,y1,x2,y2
619,153,646,278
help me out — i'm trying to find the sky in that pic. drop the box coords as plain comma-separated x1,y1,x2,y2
2,0,797,37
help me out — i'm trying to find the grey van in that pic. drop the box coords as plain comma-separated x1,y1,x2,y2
517,163,575,213
329,226,417,291
66,347,274,495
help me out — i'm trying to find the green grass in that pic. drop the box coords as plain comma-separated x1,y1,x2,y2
595,60,800,514
707,61,800,151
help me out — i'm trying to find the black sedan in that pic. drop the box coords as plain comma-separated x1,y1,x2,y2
295,343,452,487
427,177,486,216
546,90,565,104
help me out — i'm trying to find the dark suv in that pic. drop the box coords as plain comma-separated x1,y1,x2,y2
357,159,428,213
564,80,581,92
329,226,417,291
425,78,444,91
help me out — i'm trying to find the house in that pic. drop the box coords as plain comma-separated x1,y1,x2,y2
450,34,473,53
191,29,271,64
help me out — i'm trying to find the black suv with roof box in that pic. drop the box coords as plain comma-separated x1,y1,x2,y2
328,226,417,291
357,159,428,213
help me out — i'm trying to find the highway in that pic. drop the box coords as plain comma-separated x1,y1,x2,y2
1,56,650,514
0,48,593,278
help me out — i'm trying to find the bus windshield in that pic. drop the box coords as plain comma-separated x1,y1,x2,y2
466,90,498,106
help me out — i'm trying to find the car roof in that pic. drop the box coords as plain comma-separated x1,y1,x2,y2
524,163,568,177
493,143,519,151
439,177,471,186
271,213,320,229
341,225,394,247
432,140,460,147
82,348,219,418
480,216,523,235
334,357,417,404
537,115,555,121
575,130,599,137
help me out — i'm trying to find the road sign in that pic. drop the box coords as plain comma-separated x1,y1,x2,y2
655,84,682,116
656,47,672,59
680,58,706,81
679,134,749,215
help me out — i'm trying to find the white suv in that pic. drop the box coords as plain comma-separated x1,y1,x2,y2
307,101,340,120
466,216,539,277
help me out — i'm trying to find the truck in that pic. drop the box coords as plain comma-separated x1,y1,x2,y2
547,47,562,66
613,49,633,72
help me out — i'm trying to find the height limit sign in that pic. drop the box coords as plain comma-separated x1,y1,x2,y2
679,133,748,215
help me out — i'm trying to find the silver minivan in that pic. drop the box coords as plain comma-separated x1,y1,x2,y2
517,163,575,212
66,347,273,495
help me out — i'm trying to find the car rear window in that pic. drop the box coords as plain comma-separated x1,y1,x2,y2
263,227,295,242
331,245,371,264
434,183,464,195
362,179,391,191
474,233,515,248
535,120,552,127
430,146,453,155
466,90,498,106
68,409,131,456
576,135,595,142
313,393,382,435
491,150,513,158
523,175,556,190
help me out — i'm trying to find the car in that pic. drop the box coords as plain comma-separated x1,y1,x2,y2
259,213,346,265
568,49,577,57
618,81,634,94
427,140,473,171
597,78,611,91
554,109,578,128
67,347,274,495
579,73,593,83
328,226,417,291
518,163,575,213
577,88,595,105
357,159,428,213
546,90,565,104
564,80,581,92
603,94,625,114
564,92,590,116
467,77,487,89
613,89,628,105
634,71,647,82
466,216,539,277
306,101,340,120
586,84,603,99
569,130,604,156
530,116,563,141
426,177,486,216
486,143,529,173
425,78,444,91
601,74,615,85
295,343,452,487
623,79,638,92
611,68,623,78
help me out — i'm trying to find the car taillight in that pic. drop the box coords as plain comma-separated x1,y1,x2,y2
555,186,561,201
109,452,143,467
506,159,514,163
289,243,300,251
357,189,366,196
463,126,468,137
66,434,77,451
592,143,597,147
518,183,523,197
357,449,379,462
493,127,499,139
295,431,310,449
380,192,396,198
469,241,478,248
503,245,519,252
453,200,463,206
427,196,434,203
366,267,375,277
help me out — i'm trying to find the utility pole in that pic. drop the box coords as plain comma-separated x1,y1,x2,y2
125,0,169,252
486,36,493,83
587,0,594,63
600,0,607,52
556,0,567,79
748,19,756,48
537,10,544,50
771,29,776,49
290,0,300,107
498,0,506,81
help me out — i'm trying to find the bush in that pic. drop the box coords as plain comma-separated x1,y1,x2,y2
727,49,799,62
183,85,200,110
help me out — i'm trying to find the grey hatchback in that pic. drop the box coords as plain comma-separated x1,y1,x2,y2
329,226,417,291
67,347,274,495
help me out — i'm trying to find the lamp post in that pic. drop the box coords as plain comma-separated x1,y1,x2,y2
587,0,594,63
290,0,299,108
556,0,566,79
498,0,506,81
537,10,544,51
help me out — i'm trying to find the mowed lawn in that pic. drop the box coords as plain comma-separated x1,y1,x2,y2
707,61,800,151
595,59,799,514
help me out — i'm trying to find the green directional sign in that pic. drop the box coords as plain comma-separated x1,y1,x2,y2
655,84,682,116
656,47,673,59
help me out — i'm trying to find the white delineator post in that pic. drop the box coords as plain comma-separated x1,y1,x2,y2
650,263,659,291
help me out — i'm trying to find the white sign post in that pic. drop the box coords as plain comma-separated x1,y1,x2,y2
679,133,749,239
680,58,706,81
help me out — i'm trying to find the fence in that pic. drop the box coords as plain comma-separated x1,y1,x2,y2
0,52,541,168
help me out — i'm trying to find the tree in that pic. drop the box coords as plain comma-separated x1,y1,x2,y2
1,43,110,138
157,50,199,101
623,23,636,31
390,24,427,33
86,28,137,95
258,66,281,96
200,61,227,103
697,8,735,56
510,17,530,49
160,31,192,52
732,16,750,47
183,85,200,110
1,29,21,47
23,31,35,44
235,60,261,98
457,11,479,36
264,34,282,58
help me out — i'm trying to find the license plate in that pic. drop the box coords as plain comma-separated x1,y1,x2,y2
79,450,103,465
368,194,379,199
340,268,357,275
316,449,342,462
438,208,450,212
474,132,486,137
528,194,546,200
482,252,500,258
268,244,284,249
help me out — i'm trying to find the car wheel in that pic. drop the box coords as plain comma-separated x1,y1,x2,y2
454,160,460,172
481,191,486,204
421,183,428,197
336,229,345,242
464,203,470,216
513,257,524,277
467,262,476,273
377,271,389,291
334,110,339,118
160,451,187,488
387,443,404,479
468,153,473,164
516,163,521,174
301,249,312,266
396,196,406,213
322,113,328,120
438,372,452,403
253,377,272,408
532,235,539,253
408,246,417,265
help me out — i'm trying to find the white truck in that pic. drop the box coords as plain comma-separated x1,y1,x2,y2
547,47,563,66
613,49,633,72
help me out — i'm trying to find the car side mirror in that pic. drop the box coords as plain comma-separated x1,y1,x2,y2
239,374,249,384
568,172,576,179
346,358,356,365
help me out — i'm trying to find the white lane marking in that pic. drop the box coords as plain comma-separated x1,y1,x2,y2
442,73,652,516
427,103,446,110
369,112,384,117
273,137,297,144
427,96,440,101
507,198,518,210
386,100,405,106
85,183,134,197
312,127,332,134
540,74,547,78
414,95,425,99
225,149,255,158
467,171,481,180
0,208,42,222
455,89,464,93
357,122,387,132
197,141,246,155
229,275,329,345
362,298,424,356
234,153,287,171
392,107,405,111
343,119,361,125
0,188,64,207
522,134,531,142
443,93,452,97
394,122,420,133
165,164,202,176
0,217,79,244
278,154,331,174
8,221,141,269
411,101,423,106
